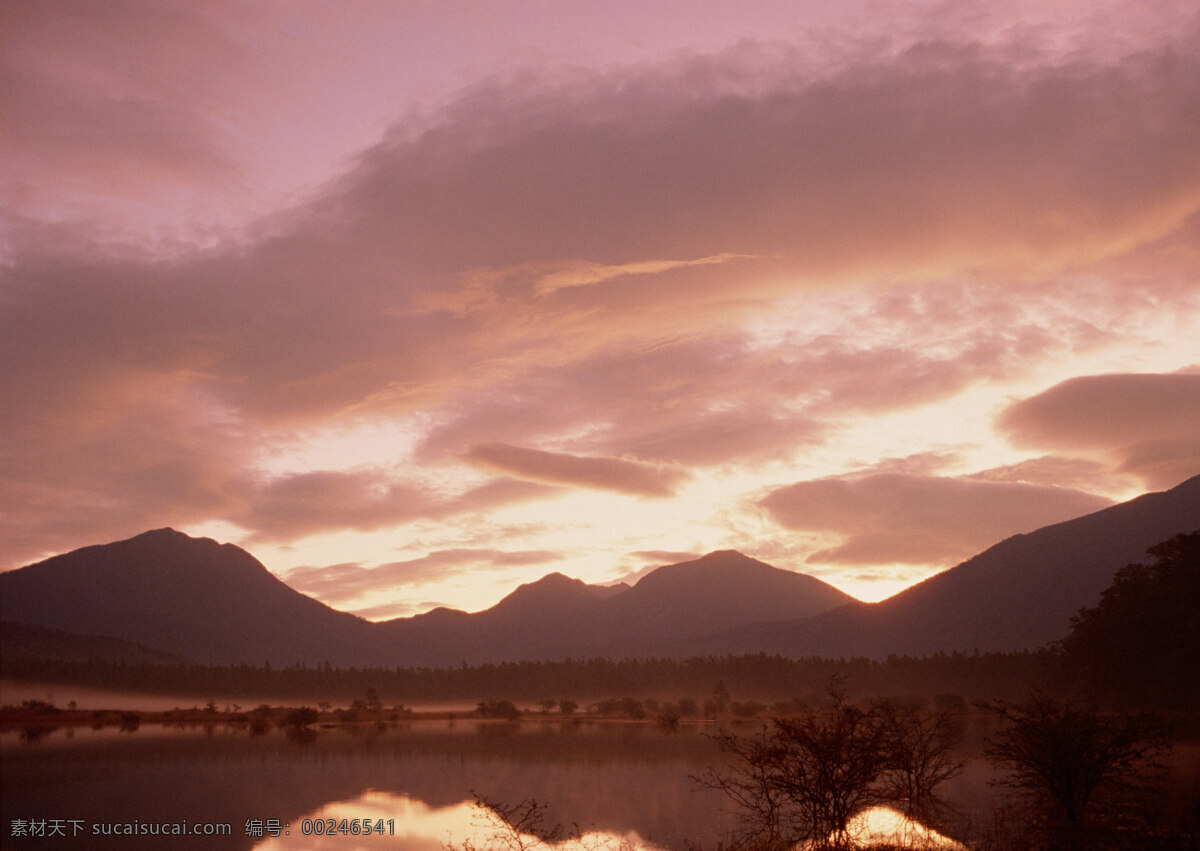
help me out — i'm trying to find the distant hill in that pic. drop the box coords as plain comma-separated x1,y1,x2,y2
0,528,376,665
2,476,1195,666
707,474,1200,659
0,621,186,665
0,533,853,667
375,550,856,665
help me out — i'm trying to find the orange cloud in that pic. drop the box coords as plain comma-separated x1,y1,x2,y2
5,16,1200,573
760,473,1113,565
285,548,563,605
998,371,1200,488
463,443,688,497
236,472,560,545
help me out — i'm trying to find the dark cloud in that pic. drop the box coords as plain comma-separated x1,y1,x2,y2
997,371,1200,488
760,473,1114,565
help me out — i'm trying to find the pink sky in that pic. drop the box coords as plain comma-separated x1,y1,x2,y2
3,1,1198,618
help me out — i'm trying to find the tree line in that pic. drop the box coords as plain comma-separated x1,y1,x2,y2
1,649,1057,707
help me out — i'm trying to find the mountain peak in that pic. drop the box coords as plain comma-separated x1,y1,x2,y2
633,549,784,589
489,571,595,612
134,527,200,542
0,528,371,665
696,549,763,566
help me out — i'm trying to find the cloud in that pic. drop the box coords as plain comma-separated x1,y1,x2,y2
604,549,704,585
628,550,703,564
347,601,422,621
236,471,562,545
414,279,1128,470
759,473,1114,565
532,253,754,297
234,471,436,543
997,371,1200,488
284,548,563,605
463,443,688,497
0,0,255,238
4,20,1200,569
968,455,1139,494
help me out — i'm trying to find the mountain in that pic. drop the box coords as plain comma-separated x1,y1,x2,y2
375,550,856,665
710,474,1200,659
607,550,854,646
2,476,1195,666
0,528,377,665
0,532,853,667
0,621,186,665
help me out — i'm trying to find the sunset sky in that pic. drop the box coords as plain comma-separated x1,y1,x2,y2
4,1,1198,619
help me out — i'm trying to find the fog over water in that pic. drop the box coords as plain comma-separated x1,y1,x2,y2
1,721,1001,849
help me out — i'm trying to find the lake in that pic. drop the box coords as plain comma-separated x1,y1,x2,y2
0,719,999,849
2,720,742,849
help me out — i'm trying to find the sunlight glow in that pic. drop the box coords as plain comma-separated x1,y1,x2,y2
801,806,967,850
253,791,666,851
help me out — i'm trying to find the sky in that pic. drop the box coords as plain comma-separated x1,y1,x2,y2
3,0,1199,619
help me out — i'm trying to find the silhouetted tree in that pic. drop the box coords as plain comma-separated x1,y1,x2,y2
363,687,382,712
284,706,319,728
1059,531,1200,708
983,694,1168,847
699,723,791,849
876,699,963,824
701,688,888,849
701,685,965,850
476,700,520,721
465,791,568,851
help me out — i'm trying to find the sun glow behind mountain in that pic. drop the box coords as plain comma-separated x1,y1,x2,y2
3,1,1199,616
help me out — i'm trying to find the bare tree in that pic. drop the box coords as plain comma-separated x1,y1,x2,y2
700,688,891,850
700,686,965,850
876,699,964,824
453,792,633,851
697,724,792,849
983,695,1168,847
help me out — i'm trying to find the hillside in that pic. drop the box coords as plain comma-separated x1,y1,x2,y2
710,474,1200,658
0,528,377,665
2,476,1195,666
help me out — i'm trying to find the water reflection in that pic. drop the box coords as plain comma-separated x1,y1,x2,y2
254,793,476,851
1,723,733,850
800,807,966,850
256,791,670,851
261,794,962,851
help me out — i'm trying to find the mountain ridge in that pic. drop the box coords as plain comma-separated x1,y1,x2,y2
698,474,1200,658
2,475,1196,666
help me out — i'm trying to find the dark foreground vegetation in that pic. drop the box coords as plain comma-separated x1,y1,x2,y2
449,686,1195,851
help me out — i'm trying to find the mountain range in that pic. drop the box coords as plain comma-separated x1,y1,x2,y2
2,475,1196,667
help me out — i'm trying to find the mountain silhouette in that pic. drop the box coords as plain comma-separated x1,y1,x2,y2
0,528,375,665
373,550,855,665
2,475,1196,666
1,533,852,666
706,474,1200,658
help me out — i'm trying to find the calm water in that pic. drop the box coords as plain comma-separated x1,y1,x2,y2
0,718,1006,850
2,720,744,849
